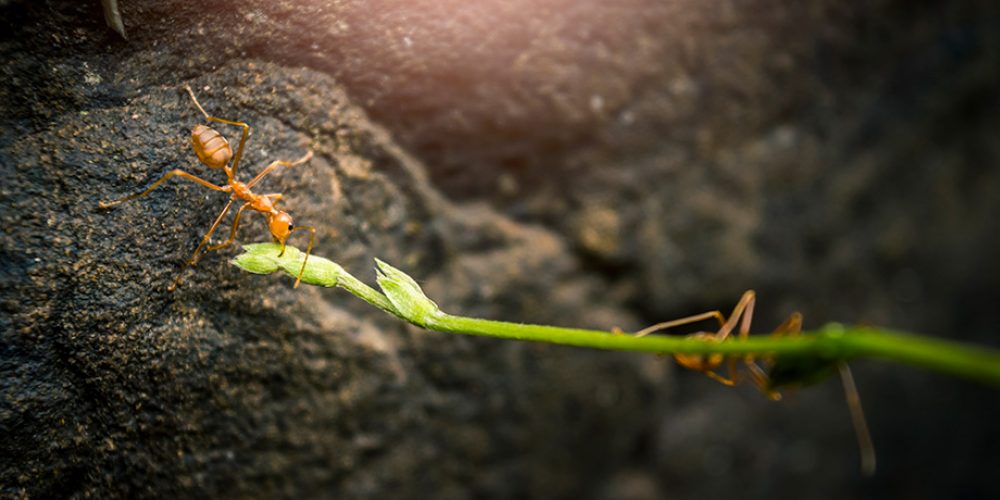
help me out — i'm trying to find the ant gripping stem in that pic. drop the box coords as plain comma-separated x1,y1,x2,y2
99,84,317,290
632,290,876,475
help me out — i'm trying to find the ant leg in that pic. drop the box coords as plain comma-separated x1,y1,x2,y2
770,312,804,339
686,291,755,387
259,193,285,211
757,312,803,367
635,291,756,339
246,151,314,188
839,363,877,476
726,290,757,342
656,292,754,386
185,84,213,120
286,225,316,288
634,311,726,338
700,369,738,386
227,120,250,177
709,290,755,380
206,202,252,252
167,197,237,292
184,85,251,176
743,362,781,400
99,169,228,209
720,290,757,383
744,311,802,400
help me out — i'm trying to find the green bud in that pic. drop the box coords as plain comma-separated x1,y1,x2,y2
375,258,440,326
241,242,289,257
231,252,280,275
233,243,341,287
277,254,343,288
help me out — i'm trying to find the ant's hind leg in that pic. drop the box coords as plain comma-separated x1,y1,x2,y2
184,84,213,121
168,197,236,292
99,169,227,209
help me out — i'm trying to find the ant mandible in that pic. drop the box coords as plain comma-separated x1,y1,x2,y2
632,290,876,475
99,85,316,291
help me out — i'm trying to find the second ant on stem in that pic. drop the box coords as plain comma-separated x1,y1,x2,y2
100,85,317,291
631,290,877,475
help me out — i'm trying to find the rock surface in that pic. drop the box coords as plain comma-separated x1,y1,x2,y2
2,0,999,498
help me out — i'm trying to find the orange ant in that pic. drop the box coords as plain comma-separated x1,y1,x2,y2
99,85,316,291
633,290,876,475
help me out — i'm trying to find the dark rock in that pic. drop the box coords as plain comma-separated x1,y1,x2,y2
2,0,999,498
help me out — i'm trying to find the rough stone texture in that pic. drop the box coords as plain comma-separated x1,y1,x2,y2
2,0,999,498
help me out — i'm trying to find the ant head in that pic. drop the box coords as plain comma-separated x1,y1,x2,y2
268,211,294,241
191,124,233,169
673,332,725,371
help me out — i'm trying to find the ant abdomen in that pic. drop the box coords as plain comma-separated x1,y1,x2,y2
192,124,232,169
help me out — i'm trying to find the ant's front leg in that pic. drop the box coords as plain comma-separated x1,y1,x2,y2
168,197,236,292
287,225,316,288
206,202,252,252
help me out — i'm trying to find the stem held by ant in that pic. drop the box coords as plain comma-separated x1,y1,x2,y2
232,243,1000,475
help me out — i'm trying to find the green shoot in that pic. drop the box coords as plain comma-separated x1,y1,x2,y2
232,243,1000,387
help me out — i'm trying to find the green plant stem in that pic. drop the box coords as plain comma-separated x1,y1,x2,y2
426,315,1000,384
232,243,1000,387
337,272,399,317
832,327,1000,384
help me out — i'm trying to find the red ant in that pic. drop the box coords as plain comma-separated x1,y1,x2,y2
633,290,876,475
100,85,316,291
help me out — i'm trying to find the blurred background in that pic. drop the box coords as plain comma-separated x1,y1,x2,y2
2,0,999,498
